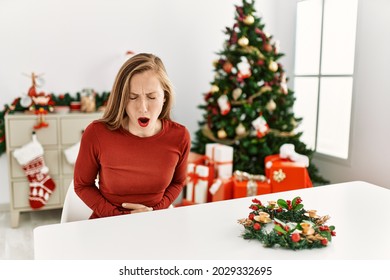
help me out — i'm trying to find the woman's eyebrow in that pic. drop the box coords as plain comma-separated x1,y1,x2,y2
129,91,156,95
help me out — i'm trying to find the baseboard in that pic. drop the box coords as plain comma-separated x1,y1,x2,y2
0,203,10,212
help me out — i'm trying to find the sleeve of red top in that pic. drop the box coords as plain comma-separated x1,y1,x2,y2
152,127,191,210
73,123,127,217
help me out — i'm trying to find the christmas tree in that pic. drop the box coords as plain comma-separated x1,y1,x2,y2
0,109,6,155
191,0,327,184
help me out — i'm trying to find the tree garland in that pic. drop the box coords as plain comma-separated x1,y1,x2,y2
238,197,336,250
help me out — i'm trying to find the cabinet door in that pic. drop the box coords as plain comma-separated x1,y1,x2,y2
62,154,75,175
7,118,58,147
60,116,99,145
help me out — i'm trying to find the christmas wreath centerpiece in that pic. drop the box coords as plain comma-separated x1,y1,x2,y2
238,197,336,250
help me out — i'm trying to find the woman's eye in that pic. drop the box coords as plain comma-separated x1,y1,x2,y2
148,96,156,100
129,96,137,100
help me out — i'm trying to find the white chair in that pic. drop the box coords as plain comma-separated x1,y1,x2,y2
61,180,93,223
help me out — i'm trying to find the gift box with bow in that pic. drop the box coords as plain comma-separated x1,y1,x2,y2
265,144,312,193
205,143,233,179
209,178,234,202
185,155,215,203
232,170,271,198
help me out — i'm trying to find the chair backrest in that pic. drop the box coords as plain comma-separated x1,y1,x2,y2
61,180,92,223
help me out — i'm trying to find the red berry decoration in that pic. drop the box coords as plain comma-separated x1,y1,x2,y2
253,223,261,231
291,233,300,243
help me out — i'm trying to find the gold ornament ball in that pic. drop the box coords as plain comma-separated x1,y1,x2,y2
235,123,246,136
243,15,255,25
268,61,278,72
260,85,272,94
210,85,219,93
232,88,242,100
238,36,249,47
266,99,277,112
217,129,227,139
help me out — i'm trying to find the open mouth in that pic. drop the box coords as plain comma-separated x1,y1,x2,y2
138,117,150,127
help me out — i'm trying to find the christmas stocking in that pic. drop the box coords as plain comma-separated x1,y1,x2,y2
64,141,80,165
13,133,56,209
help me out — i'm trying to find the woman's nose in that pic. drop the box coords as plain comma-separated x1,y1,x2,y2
139,97,148,113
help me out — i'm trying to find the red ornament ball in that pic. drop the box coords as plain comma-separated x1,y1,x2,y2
264,43,273,52
223,61,233,73
257,59,264,66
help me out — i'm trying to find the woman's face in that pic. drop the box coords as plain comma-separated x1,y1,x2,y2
125,70,165,137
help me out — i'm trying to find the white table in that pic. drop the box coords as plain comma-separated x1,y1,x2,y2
34,181,390,259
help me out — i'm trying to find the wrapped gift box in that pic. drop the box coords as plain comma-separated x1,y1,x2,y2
265,154,312,193
186,163,209,204
209,178,234,202
205,143,233,179
232,177,271,198
185,155,215,203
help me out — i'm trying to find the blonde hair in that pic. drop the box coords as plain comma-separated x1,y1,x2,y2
101,53,174,130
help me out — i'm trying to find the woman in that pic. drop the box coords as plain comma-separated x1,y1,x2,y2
74,53,190,219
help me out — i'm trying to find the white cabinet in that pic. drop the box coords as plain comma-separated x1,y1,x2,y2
5,112,102,227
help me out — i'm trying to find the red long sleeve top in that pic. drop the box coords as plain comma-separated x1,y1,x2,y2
73,119,190,219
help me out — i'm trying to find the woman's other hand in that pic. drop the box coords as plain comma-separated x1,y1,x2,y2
122,203,153,214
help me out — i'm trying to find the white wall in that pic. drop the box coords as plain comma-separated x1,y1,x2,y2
0,0,278,205
311,0,390,189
